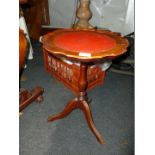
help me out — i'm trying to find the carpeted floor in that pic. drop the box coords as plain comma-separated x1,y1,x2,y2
20,41,134,155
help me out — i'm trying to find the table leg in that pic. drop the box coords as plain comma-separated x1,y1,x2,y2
48,63,105,144
77,63,105,144
48,98,77,122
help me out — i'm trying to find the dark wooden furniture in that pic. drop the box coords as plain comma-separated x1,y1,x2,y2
19,29,44,112
19,29,28,71
19,0,28,5
42,29,128,144
20,0,50,40
43,48,106,95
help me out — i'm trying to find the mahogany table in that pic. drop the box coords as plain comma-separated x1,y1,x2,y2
42,29,128,144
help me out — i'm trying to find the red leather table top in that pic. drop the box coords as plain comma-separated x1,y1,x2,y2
53,31,116,54
42,29,128,62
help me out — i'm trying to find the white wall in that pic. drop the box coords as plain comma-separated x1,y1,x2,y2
47,0,134,35
48,0,76,28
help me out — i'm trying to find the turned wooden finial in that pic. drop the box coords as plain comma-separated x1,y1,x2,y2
73,0,93,29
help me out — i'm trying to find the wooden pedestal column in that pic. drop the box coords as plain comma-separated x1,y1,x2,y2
48,63,105,144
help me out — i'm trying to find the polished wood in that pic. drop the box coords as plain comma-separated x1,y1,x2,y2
43,51,105,95
19,87,44,111
21,0,50,40
42,28,128,144
19,29,44,112
48,63,104,144
73,0,93,29
42,29,128,62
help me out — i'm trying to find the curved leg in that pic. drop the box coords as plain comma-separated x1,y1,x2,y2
48,98,77,122
47,63,105,144
80,100,105,144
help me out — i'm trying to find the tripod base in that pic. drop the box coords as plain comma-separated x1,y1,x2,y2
48,97,105,144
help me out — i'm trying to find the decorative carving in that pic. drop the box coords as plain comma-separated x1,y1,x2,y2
44,53,105,95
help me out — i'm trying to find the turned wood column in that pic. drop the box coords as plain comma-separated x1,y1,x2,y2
74,0,93,29
78,63,88,101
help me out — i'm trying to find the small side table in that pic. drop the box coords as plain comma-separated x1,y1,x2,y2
42,29,128,144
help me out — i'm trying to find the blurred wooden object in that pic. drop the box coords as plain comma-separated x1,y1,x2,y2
20,0,50,40
19,29,28,71
73,0,93,29
19,29,44,112
19,87,44,111
19,0,28,4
